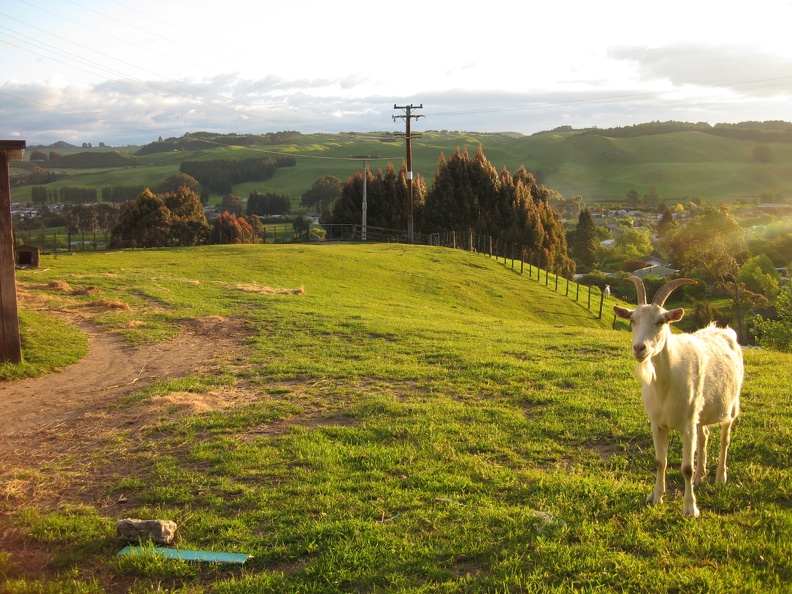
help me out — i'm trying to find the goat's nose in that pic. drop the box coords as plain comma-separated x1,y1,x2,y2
633,343,647,358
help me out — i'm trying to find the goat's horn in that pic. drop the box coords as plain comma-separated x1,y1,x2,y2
652,278,697,307
627,275,647,305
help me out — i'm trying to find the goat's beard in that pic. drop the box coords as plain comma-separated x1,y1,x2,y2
635,359,656,384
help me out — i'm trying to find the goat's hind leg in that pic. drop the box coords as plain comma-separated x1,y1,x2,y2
694,424,709,486
716,419,734,484
647,423,669,506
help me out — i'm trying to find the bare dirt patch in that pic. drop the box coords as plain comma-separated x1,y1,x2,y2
0,314,253,465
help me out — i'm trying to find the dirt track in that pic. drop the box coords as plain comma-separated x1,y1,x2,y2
0,315,249,464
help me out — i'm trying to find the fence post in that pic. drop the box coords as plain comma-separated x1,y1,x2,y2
544,266,549,286
520,255,524,274
587,285,592,309
598,290,605,319
565,277,569,296
576,282,580,301
489,236,493,258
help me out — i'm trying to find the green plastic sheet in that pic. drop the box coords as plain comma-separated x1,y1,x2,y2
118,545,251,564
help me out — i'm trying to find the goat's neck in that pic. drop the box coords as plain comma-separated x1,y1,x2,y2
637,328,676,386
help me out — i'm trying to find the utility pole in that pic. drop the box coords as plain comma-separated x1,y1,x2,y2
351,155,374,241
393,104,423,243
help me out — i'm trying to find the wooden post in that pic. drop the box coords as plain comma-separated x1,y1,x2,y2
598,290,605,319
0,141,25,363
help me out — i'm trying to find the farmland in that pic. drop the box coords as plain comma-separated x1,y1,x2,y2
12,127,792,208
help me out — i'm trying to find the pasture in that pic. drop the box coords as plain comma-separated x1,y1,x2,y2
1,243,790,592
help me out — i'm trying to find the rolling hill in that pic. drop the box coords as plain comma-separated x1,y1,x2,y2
10,123,792,206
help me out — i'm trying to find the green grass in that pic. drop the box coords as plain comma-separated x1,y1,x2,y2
1,244,790,592
11,130,792,206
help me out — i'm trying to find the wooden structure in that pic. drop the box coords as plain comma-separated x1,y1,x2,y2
0,140,25,362
15,244,41,268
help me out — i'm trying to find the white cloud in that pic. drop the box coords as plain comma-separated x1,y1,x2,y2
1,0,791,145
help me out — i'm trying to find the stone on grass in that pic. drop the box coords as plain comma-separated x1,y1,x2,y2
116,518,178,545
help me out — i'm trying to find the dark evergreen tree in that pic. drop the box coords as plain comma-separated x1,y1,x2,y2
656,206,675,237
572,208,599,270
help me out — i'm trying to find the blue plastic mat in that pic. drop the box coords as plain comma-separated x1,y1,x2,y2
118,545,251,564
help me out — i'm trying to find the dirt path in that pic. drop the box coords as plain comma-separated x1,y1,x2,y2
0,315,250,464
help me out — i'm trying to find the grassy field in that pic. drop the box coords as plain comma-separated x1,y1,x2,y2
12,129,792,207
1,244,790,592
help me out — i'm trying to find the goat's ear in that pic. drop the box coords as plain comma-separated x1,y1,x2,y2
614,305,633,320
664,308,685,323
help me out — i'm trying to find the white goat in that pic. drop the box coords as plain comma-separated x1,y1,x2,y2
614,276,743,517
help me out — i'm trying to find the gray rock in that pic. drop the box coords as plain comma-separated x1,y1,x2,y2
116,518,178,545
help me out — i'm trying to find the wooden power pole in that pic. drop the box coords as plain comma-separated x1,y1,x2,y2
0,140,25,363
393,104,423,243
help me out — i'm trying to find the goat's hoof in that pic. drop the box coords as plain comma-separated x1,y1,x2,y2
683,505,701,518
646,493,663,505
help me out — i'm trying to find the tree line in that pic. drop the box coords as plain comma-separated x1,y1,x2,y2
320,147,575,277
136,131,302,155
179,156,296,194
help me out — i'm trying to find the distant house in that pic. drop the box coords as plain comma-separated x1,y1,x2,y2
632,264,678,279
15,244,40,268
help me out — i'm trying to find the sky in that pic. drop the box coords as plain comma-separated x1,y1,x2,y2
2,0,792,147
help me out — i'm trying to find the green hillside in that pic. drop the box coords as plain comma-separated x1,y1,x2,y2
2,243,790,591
11,127,792,206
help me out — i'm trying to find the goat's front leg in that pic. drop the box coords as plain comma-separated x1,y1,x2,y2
681,424,700,518
647,423,669,505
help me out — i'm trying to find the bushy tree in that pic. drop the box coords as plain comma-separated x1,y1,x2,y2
664,206,757,341
209,211,254,244
755,284,792,352
164,186,211,246
110,189,172,248
325,163,426,231
739,254,781,299
110,187,209,248
242,215,266,242
219,194,243,216
626,188,641,209
158,173,200,194
614,228,652,260
301,176,342,213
